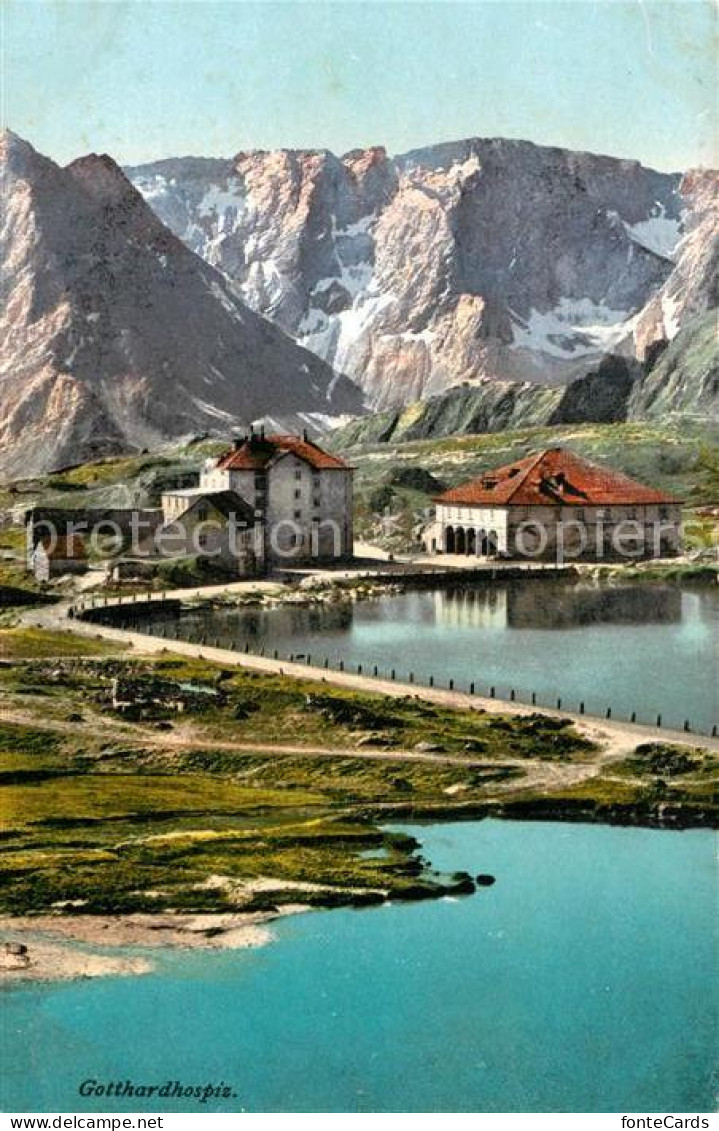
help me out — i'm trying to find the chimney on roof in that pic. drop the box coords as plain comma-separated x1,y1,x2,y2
302,428,308,442
260,424,266,440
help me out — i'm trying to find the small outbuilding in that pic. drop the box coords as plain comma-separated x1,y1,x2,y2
146,490,264,577
31,534,89,582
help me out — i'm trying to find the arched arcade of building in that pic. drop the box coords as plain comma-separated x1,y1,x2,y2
443,525,500,558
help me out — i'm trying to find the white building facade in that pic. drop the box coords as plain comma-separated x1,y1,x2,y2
424,448,682,562
163,432,353,564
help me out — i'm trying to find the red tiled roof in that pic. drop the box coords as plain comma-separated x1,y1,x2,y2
216,434,349,472
435,448,680,507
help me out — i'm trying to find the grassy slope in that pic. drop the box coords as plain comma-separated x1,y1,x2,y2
0,627,126,660
629,311,719,418
0,647,715,917
0,439,226,512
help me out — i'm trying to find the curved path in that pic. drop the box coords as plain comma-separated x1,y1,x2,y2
19,594,719,757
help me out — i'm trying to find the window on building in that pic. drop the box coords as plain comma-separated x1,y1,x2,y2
197,505,208,521
294,488,301,499
313,498,321,510
294,510,302,520
198,532,209,549
254,473,265,488
295,469,302,480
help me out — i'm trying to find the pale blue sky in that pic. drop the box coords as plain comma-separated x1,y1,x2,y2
2,0,716,171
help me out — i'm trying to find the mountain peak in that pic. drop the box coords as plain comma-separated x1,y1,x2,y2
0,128,55,177
66,152,138,200
0,134,362,479
0,127,34,153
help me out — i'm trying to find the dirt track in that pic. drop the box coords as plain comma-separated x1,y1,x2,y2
58,617,719,753
15,594,719,767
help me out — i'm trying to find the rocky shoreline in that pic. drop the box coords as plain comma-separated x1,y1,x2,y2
0,908,297,984
0,869,479,985
2,787,715,986
1,937,153,983
3,785,714,988
196,575,404,611
165,563,719,620
362,797,718,830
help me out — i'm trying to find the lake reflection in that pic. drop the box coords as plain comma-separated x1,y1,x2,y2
435,582,683,630
158,579,717,733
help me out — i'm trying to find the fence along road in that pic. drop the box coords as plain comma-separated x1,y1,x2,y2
43,603,719,757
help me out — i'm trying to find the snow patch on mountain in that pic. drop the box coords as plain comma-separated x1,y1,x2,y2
510,298,633,359
660,293,682,339
136,173,171,202
624,203,683,261
198,179,246,226
396,327,436,345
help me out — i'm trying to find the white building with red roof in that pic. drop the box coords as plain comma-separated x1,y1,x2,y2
424,447,682,561
162,430,353,563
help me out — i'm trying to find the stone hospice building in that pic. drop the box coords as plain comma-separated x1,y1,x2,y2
25,433,353,583
162,430,354,566
423,447,682,562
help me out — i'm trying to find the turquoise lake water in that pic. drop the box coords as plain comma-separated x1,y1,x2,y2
2,821,716,1113
159,580,719,734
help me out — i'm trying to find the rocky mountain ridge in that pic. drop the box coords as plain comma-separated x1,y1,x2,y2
0,131,361,479
128,136,705,411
